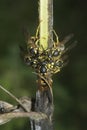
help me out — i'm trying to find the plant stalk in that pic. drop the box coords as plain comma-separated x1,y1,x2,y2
39,0,53,49
31,0,54,130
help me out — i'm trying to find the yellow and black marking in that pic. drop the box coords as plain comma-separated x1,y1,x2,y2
22,26,75,102
24,27,73,75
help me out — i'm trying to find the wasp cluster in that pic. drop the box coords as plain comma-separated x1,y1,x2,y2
23,28,75,104
24,29,73,76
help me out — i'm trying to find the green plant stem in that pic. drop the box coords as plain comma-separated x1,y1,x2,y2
39,0,53,49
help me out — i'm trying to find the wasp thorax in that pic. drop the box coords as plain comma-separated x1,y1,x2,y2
29,47,38,55
40,65,47,74
30,37,37,43
55,60,63,67
52,49,59,56
24,57,32,66
41,61,47,65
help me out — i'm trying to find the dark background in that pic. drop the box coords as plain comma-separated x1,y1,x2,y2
0,0,87,130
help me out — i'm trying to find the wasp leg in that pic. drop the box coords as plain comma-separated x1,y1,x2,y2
53,30,59,45
35,21,43,38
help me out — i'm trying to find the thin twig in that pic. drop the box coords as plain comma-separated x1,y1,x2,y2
0,85,28,112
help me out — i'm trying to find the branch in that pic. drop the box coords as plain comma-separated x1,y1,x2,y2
0,112,47,125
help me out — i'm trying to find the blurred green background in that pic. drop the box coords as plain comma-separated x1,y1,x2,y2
0,0,87,130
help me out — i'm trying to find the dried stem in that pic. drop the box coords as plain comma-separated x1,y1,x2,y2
0,85,28,112
0,112,47,125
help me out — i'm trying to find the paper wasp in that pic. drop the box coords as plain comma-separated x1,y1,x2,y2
24,25,76,75
23,26,76,104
